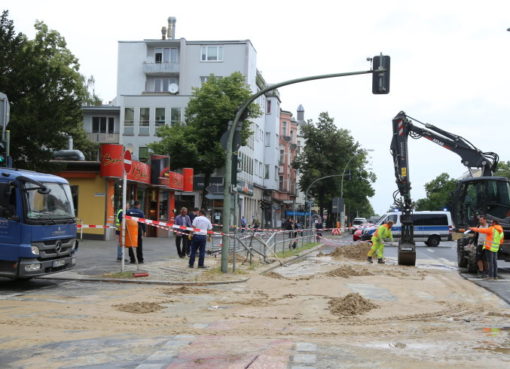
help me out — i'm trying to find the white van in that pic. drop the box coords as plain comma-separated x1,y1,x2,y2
361,211,454,246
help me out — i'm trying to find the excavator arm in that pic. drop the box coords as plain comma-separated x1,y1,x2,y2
390,111,499,265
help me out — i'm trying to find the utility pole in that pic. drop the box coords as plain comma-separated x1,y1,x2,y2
221,56,390,273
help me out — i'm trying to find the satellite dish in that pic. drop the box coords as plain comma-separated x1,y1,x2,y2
168,83,179,94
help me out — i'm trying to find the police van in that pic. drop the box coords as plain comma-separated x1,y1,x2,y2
361,211,454,247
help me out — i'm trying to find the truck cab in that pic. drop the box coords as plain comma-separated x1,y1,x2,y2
0,168,78,279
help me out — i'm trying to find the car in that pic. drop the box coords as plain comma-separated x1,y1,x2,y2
353,229,363,241
351,217,368,234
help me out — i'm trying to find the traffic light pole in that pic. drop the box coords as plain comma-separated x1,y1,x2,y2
221,68,378,273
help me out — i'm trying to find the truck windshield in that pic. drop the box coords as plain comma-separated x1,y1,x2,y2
24,182,75,219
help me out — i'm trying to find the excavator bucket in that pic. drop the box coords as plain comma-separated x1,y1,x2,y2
398,241,416,266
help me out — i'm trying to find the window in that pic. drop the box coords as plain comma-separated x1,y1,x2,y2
152,77,178,92
265,164,269,179
171,107,181,125
265,132,270,147
200,46,224,62
154,47,178,63
92,117,114,134
280,149,284,164
124,108,134,135
155,108,165,128
282,121,287,136
139,147,149,162
139,108,150,136
266,100,272,114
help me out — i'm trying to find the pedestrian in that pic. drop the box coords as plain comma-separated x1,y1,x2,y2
474,215,489,278
189,209,213,269
115,208,127,262
189,207,199,223
367,220,394,264
470,219,504,280
125,200,146,264
314,217,323,242
240,215,247,232
174,207,192,258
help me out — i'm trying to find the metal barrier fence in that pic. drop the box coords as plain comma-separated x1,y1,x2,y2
208,228,318,271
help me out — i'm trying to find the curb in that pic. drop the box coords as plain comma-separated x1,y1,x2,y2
38,274,250,286
458,272,510,306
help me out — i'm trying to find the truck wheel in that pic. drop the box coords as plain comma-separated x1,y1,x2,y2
466,249,478,273
457,239,467,268
426,236,441,247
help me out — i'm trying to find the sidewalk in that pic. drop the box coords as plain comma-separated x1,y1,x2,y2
39,236,250,285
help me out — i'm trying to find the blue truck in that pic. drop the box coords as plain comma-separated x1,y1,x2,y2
0,168,78,279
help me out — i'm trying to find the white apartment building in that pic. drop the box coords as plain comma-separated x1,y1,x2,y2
112,17,281,226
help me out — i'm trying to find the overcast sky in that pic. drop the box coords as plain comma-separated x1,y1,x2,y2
3,0,510,215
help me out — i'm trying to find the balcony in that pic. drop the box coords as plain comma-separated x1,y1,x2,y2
283,135,291,142
87,132,119,144
143,62,180,75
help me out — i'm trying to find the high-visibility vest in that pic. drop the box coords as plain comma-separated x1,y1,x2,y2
115,209,122,229
485,227,503,252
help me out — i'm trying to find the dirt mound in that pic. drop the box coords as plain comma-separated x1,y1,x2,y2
161,286,213,295
113,302,164,314
329,242,371,260
264,271,287,279
328,293,379,317
326,265,373,278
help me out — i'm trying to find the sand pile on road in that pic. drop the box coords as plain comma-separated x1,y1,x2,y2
113,301,164,314
329,242,372,261
326,265,373,278
328,293,378,317
264,271,287,279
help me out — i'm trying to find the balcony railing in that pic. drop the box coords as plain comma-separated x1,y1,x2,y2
143,62,180,75
87,132,120,143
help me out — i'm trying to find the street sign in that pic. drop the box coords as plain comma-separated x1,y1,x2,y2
332,197,344,213
123,150,132,173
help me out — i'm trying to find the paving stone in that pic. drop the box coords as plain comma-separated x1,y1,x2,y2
295,342,317,352
293,353,317,364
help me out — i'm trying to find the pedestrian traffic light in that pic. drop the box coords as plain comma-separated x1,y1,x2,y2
372,55,390,94
0,140,6,166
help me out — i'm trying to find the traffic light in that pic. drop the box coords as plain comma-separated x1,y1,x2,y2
0,140,6,166
372,55,390,94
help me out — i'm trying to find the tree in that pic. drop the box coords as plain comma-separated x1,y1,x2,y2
495,160,510,179
0,11,96,170
293,112,375,226
415,173,457,211
149,73,261,207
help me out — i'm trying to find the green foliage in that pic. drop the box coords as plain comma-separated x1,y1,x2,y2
495,161,510,179
0,11,96,170
149,73,261,206
293,112,376,224
415,172,457,211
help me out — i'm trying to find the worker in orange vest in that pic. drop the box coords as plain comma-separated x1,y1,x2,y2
470,219,504,280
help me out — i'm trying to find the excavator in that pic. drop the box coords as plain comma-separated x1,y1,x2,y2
390,111,510,268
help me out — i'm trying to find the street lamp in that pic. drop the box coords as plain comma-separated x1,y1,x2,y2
339,149,374,230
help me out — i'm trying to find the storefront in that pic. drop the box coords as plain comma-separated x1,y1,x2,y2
56,144,193,240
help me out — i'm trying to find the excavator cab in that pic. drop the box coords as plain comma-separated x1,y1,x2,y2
452,176,510,228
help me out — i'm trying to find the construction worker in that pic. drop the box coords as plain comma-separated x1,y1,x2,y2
367,220,394,264
470,219,504,280
115,208,125,261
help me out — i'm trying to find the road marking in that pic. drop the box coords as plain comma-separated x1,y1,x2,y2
427,249,435,253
